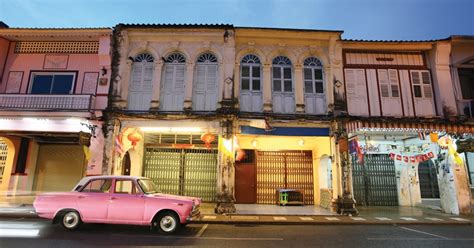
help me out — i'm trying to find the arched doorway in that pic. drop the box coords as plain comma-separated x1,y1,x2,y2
418,160,440,198
122,151,131,176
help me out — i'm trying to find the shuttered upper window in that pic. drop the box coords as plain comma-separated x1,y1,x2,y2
193,53,218,111
411,70,432,98
378,69,400,98
272,56,293,93
303,57,324,94
161,52,186,111
241,54,261,92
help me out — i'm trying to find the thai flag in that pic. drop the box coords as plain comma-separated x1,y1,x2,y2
115,135,124,157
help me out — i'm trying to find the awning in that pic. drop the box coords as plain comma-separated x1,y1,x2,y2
345,120,474,134
240,126,330,136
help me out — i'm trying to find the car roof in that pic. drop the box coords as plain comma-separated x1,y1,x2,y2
85,175,146,180
76,175,148,184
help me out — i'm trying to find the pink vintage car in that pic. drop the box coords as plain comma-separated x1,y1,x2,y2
33,175,201,234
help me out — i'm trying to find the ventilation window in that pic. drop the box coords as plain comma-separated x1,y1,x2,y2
15,42,99,54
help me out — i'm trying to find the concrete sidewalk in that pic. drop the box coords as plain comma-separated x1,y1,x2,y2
1,203,472,225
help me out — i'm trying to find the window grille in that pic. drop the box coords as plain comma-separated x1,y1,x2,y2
272,56,292,65
197,53,217,63
165,53,186,63
134,53,154,62
241,54,261,64
303,57,323,67
15,42,99,54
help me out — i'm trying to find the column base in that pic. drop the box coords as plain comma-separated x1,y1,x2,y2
333,193,358,216
263,103,272,112
214,192,236,214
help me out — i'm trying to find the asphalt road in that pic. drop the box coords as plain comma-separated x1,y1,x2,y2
0,217,473,247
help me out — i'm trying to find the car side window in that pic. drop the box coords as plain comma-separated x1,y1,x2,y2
115,180,139,194
81,179,112,193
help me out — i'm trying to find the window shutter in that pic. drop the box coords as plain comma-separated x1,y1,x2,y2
378,69,390,97
130,64,143,92
388,69,399,97
345,69,356,96
175,65,185,91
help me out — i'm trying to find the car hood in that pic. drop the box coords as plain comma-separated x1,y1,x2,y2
149,193,201,204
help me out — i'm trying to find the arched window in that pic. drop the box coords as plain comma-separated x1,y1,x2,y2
240,54,262,112
272,56,294,113
160,52,186,111
304,57,323,94
193,52,218,111
128,53,154,111
303,57,325,114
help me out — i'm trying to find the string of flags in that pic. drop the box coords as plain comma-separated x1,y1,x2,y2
389,151,435,162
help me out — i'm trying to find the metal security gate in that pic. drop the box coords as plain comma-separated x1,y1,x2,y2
143,148,218,202
0,139,7,184
418,160,440,198
352,154,398,206
256,151,314,205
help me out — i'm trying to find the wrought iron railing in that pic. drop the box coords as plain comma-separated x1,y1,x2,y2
0,94,95,111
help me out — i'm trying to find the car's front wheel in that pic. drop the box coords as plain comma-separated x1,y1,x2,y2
60,210,82,230
154,211,181,234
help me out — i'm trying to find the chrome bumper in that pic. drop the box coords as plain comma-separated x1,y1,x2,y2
186,206,201,222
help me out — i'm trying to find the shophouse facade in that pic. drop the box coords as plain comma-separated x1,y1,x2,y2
450,35,474,187
0,25,112,203
341,38,472,214
105,24,345,211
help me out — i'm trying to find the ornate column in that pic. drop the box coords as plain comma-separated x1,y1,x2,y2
215,119,236,214
183,62,195,111
332,120,358,215
294,64,305,113
262,63,272,112
150,61,163,110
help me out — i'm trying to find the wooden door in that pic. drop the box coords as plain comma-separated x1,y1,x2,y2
235,150,256,203
121,152,131,176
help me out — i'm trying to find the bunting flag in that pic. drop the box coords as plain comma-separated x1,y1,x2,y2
418,132,426,140
390,152,435,163
83,145,91,161
349,138,364,163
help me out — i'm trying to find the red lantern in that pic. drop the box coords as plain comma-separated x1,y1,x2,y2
236,149,246,161
200,132,215,149
127,130,142,149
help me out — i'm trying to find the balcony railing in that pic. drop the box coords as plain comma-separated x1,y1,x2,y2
0,94,95,111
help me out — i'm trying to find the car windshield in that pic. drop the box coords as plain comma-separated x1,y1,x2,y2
138,179,161,194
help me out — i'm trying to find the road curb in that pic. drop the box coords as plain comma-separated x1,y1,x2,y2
194,220,473,226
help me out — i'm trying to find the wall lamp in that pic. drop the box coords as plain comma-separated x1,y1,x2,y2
101,67,107,76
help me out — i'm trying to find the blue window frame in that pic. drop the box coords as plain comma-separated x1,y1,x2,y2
30,72,76,94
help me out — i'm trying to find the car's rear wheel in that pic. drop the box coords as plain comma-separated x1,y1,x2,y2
154,211,180,234
60,210,82,230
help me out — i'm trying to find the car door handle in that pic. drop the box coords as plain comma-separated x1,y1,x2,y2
78,196,84,199
110,197,116,200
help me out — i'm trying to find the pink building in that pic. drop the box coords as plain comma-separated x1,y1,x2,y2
0,23,112,203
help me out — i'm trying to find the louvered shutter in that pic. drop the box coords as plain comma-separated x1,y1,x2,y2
388,69,400,97
421,71,432,98
378,69,390,97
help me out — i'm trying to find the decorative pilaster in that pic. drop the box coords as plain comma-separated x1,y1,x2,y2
262,63,272,112
294,64,305,113
183,62,195,111
150,61,163,110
